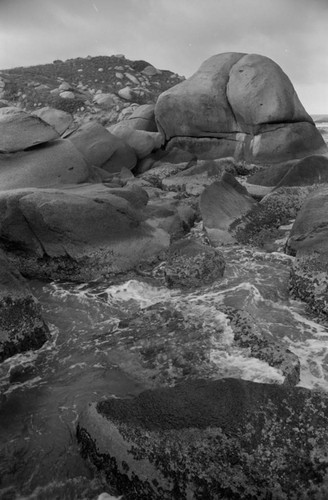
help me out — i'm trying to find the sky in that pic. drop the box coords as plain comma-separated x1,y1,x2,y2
0,0,327,114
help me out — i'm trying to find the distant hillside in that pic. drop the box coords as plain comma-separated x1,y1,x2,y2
0,54,184,126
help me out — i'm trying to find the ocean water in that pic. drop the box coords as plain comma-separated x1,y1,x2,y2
1,242,328,499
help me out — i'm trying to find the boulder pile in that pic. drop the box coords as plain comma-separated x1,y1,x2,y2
1,51,328,498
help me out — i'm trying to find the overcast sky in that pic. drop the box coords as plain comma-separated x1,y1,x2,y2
0,0,327,113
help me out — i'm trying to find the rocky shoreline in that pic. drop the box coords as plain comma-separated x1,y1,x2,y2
1,51,328,498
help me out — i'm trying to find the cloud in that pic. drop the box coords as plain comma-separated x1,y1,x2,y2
0,0,327,112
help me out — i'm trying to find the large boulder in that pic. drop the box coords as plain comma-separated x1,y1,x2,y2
0,251,49,362
32,107,73,135
200,173,257,245
0,184,169,281
68,122,137,173
155,53,327,163
125,104,157,131
0,107,59,153
77,378,328,499
0,139,92,190
287,185,328,257
109,123,163,159
286,186,328,315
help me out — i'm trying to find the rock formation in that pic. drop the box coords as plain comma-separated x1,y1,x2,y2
77,378,328,499
155,53,327,163
0,251,49,362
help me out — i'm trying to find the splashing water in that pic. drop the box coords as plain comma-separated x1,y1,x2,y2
1,244,328,498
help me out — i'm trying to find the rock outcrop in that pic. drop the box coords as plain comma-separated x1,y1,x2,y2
155,53,327,163
0,106,59,152
0,139,92,190
0,184,170,281
286,186,328,315
0,251,49,362
77,378,328,499
68,122,137,173
32,106,73,135
200,173,257,245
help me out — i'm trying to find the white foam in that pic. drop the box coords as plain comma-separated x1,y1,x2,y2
210,348,285,384
105,279,171,309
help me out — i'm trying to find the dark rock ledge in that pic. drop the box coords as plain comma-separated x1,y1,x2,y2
77,378,328,499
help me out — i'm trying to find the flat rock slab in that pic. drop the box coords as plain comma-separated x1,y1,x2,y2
0,139,91,190
0,184,170,281
0,107,59,153
32,107,73,135
77,377,328,499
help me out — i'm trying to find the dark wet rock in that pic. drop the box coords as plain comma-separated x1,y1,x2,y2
275,154,328,188
287,185,328,257
290,256,328,316
200,173,257,245
246,155,328,194
0,139,92,190
139,160,194,188
223,307,300,386
0,184,169,281
155,52,327,163
145,199,196,240
234,186,314,248
77,377,328,500
0,251,49,362
161,158,237,196
164,238,225,288
285,186,328,314
0,106,59,153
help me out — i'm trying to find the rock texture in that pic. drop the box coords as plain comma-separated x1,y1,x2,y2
77,378,328,500
0,184,170,281
164,238,225,288
32,106,73,135
68,122,139,173
286,186,328,315
0,139,92,190
0,106,59,153
155,53,327,163
200,173,257,245
0,251,49,362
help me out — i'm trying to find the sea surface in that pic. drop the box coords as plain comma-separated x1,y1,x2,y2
1,240,328,499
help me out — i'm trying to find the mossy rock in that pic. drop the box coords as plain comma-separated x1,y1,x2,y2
77,378,328,499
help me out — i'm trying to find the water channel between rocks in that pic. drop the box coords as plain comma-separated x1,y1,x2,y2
1,244,328,499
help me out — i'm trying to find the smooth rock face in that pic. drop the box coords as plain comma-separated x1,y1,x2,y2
32,107,73,135
126,104,157,131
110,123,163,159
155,52,327,163
68,122,120,168
0,184,170,281
0,139,91,190
0,107,59,153
68,122,138,173
0,251,49,362
77,378,328,499
226,53,311,132
200,173,257,245
275,154,328,188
